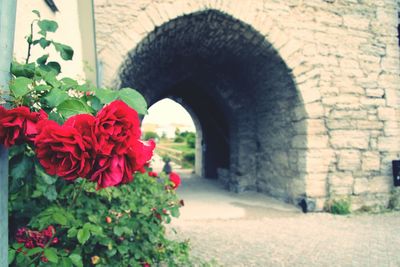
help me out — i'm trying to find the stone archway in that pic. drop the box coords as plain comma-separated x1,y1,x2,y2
117,10,308,204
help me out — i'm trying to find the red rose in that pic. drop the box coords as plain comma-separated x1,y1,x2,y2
64,114,95,145
125,139,156,174
169,172,181,189
0,106,47,147
90,155,130,188
90,139,155,188
16,225,56,249
94,100,141,155
35,120,92,180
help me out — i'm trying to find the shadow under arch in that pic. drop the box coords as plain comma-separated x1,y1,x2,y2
118,9,307,204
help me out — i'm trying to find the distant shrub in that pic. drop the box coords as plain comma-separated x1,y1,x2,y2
182,152,195,165
327,198,351,215
143,131,159,141
174,136,185,143
186,134,195,149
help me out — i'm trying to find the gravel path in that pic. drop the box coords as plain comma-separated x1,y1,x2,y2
168,173,400,267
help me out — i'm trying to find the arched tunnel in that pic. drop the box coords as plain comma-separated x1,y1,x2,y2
118,10,307,203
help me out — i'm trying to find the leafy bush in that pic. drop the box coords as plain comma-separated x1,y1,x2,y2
6,12,194,266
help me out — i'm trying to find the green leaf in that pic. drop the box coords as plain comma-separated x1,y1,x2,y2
60,258,73,267
45,88,69,107
46,61,61,74
170,207,180,218
34,84,51,92
26,247,43,256
117,245,129,255
69,254,83,267
88,215,99,224
44,185,58,201
37,54,49,65
11,62,35,78
33,37,52,49
53,212,67,225
38,20,58,33
31,190,42,198
67,228,77,238
44,248,59,263
117,88,148,115
77,228,90,245
10,77,32,98
94,88,118,104
61,78,78,86
10,154,33,180
32,10,41,17
38,68,60,87
113,226,124,236
12,243,24,250
57,99,93,119
48,111,64,124
8,249,16,264
53,42,74,60
35,164,57,185
87,95,102,111
16,253,26,265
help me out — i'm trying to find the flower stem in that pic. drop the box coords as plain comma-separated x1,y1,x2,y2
25,21,35,64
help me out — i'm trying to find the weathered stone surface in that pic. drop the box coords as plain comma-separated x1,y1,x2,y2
378,137,400,151
331,130,369,149
94,0,400,210
362,151,381,171
377,107,397,120
369,176,392,193
353,178,369,195
338,150,361,171
330,173,354,195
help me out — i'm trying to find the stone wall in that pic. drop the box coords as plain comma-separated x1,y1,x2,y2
94,0,400,211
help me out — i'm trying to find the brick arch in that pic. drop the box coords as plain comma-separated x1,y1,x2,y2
96,2,332,209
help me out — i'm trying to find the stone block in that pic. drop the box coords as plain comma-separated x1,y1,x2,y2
369,176,392,193
294,119,326,134
326,119,355,130
383,121,400,136
353,178,369,194
329,109,367,120
300,86,322,104
366,88,385,98
298,149,335,173
330,130,369,149
378,136,400,151
306,178,327,197
292,135,329,149
362,151,380,171
338,150,361,171
356,120,384,130
377,107,397,120
330,173,354,194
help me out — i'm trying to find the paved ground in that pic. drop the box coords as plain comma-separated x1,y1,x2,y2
167,172,400,267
